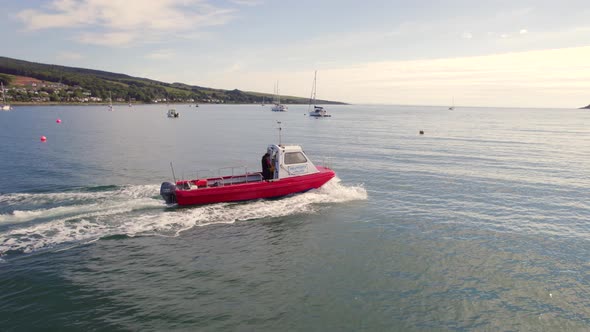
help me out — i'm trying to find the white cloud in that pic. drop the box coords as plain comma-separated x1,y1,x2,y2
76,32,137,46
224,62,243,73
230,0,263,6
201,46,590,108
145,49,176,60
519,29,528,34
17,0,235,46
462,32,473,39
56,51,84,60
321,46,590,107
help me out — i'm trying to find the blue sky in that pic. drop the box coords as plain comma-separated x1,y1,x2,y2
2,0,590,107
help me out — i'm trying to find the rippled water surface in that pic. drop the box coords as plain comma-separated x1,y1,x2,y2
1,104,589,331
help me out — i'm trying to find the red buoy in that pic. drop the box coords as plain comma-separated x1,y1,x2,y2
56,119,61,123
40,136,47,142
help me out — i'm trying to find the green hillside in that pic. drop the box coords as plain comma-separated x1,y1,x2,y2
0,56,346,105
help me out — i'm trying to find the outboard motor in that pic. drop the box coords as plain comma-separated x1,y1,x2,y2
160,182,177,204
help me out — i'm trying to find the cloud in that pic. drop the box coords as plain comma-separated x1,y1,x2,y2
56,51,84,60
519,29,528,34
230,0,263,6
224,62,243,73
76,32,137,46
145,49,176,60
205,46,590,107
462,32,473,39
319,46,590,107
17,0,236,46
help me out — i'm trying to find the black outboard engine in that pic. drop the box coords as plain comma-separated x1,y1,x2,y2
160,182,177,204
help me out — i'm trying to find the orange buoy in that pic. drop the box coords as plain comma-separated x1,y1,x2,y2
40,136,47,142
56,119,61,123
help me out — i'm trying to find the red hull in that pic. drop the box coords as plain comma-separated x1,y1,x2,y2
174,166,335,206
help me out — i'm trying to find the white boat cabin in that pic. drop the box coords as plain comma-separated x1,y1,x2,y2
267,144,319,180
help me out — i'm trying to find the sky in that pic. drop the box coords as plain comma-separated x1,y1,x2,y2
1,0,590,108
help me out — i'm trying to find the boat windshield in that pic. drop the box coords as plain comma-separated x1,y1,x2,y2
284,152,308,164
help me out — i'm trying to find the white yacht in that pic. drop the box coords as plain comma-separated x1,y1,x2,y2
1,82,12,111
271,81,288,112
308,71,331,117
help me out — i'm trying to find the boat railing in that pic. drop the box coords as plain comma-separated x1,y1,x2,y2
196,166,264,187
192,166,264,187
218,166,243,185
196,169,215,180
218,166,264,185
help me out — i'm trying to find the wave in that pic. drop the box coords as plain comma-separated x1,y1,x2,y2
0,178,366,257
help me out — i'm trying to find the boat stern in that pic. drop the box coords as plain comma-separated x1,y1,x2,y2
160,182,177,204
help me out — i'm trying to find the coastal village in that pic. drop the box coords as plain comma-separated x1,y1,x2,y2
1,76,219,104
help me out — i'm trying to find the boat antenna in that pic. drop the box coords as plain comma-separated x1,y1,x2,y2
277,121,282,146
170,162,177,183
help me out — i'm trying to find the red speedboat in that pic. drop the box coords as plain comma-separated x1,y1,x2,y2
160,144,336,206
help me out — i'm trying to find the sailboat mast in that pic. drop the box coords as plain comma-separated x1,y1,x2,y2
308,70,317,113
313,70,317,104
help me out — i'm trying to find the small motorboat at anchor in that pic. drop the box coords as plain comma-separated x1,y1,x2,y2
167,108,179,118
160,144,335,206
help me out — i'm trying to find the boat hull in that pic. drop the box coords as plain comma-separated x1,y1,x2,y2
171,166,335,206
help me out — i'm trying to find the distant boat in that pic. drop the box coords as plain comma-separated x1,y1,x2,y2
1,82,12,111
308,71,331,118
271,81,288,112
108,92,114,111
449,97,455,110
167,108,179,118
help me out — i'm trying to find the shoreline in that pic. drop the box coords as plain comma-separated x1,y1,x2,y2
9,102,349,106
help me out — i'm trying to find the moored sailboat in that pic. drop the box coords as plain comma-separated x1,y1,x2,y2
271,81,287,112
308,71,331,117
108,92,114,111
1,82,12,111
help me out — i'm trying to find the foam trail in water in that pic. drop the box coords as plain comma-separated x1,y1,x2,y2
0,185,161,225
0,178,366,256
0,185,158,208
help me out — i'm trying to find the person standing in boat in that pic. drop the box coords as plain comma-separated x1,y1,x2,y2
261,152,274,180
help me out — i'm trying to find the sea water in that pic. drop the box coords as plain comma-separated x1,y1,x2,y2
1,104,589,330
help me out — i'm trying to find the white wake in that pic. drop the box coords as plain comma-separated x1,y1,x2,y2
0,178,366,256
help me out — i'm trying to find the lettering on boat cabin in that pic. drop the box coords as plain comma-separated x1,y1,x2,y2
287,164,308,175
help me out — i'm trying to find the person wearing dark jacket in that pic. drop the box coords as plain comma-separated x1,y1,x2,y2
261,152,274,180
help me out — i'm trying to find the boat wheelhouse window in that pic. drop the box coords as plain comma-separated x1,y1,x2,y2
284,152,307,164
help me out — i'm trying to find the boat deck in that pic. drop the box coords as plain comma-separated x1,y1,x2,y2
177,172,265,190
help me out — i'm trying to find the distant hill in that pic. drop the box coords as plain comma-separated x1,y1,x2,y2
580,104,590,109
0,56,346,105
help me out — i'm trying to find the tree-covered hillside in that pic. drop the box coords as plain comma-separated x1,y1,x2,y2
0,56,345,105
